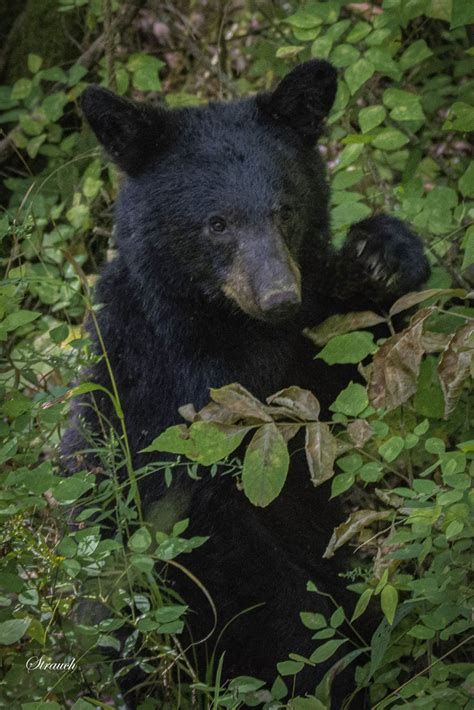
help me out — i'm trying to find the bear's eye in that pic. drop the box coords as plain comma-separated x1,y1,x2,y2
280,205,293,222
209,216,227,234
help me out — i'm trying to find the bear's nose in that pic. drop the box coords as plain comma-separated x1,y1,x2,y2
259,290,302,322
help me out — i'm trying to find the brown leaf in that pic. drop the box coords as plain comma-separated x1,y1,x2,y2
305,422,337,487
438,322,474,419
368,308,435,411
195,401,242,425
267,386,320,421
374,488,404,508
421,331,451,353
178,403,198,422
304,310,386,346
209,383,273,423
323,509,392,559
389,288,467,317
347,419,373,448
336,440,354,456
278,424,302,442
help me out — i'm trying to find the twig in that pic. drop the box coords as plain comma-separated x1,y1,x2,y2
165,1,239,97
104,0,117,91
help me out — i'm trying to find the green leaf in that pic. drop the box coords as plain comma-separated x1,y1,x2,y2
50,323,69,343
310,36,333,59
331,200,371,232
27,135,46,159
19,114,43,137
335,143,364,171
316,331,377,365
332,168,363,190
372,128,409,150
53,473,94,504
346,21,371,43
458,162,474,198
345,58,374,95
330,607,345,629
27,618,46,645
330,383,368,417
42,92,68,122
443,102,474,132
189,421,247,465
18,588,39,606
0,310,41,340
462,225,474,269
399,39,433,70
68,64,88,86
289,699,327,710
277,660,304,675
359,105,386,133
128,527,152,553
365,48,401,79
451,0,474,28
271,675,288,700
0,618,31,645
27,54,43,73
378,436,404,463
155,604,187,624
142,424,195,456
127,54,164,91
300,612,327,630
284,11,323,29
445,520,464,539
330,472,354,498
11,79,32,101
352,589,374,621
292,27,320,41
41,66,67,82
0,439,18,466
330,44,359,68
414,357,445,420
381,585,398,625
66,203,89,229
242,423,289,507
68,380,123,419
384,88,424,121
228,676,266,694
276,45,305,59
71,700,98,710
407,624,435,640
83,176,102,199
360,462,382,482
310,639,347,663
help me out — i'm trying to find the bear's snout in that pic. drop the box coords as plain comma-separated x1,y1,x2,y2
257,288,302,322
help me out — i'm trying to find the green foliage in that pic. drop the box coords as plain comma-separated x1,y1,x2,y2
0,0,473,708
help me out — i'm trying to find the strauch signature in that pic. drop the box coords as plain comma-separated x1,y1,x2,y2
26,656,77,672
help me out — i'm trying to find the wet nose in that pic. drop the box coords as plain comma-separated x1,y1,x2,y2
259,290,302,321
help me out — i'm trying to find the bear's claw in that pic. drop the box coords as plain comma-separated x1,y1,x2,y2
340,214,430,301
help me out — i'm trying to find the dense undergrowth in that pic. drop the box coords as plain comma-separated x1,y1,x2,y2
0,1,473,708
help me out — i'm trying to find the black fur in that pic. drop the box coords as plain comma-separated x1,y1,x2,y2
65,61,429,708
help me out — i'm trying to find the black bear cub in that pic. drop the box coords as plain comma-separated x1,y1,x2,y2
65,60,429,707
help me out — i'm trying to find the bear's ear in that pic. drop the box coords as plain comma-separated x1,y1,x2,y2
257,60,337,142
80,85,169,174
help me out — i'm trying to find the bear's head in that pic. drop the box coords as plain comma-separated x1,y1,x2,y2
81,60,337,323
